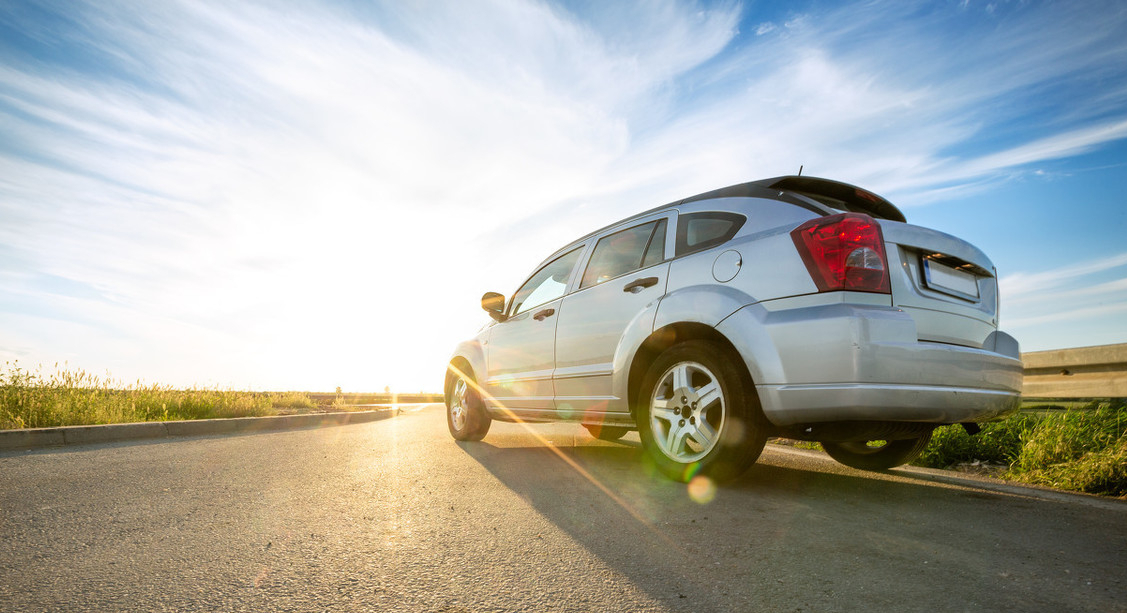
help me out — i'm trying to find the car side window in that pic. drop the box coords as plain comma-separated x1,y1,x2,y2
510,247,584,316
675,212,746,257
580,219,667,289
641,219,667,268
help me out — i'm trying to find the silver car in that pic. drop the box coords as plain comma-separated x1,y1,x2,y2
444,176,1023,482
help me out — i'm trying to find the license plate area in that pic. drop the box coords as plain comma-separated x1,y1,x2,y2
922,257,980,300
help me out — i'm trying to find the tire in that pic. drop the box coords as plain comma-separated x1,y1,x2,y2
636,340,767,483
584,424,630,441
821,432,932,471
446,367,491,441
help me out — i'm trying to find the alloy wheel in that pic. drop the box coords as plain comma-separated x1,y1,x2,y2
648,361,725,463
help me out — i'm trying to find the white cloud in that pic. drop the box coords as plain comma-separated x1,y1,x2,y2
1006,303,1127,333
1,0,1126,388
0,0,743,390
679,0,1127,203
1001,252,1127,300
1000,252,1127,350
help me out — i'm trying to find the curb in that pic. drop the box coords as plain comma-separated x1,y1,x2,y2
0,408,400,451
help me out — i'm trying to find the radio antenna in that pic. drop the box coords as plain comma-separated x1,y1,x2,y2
797,165,803,176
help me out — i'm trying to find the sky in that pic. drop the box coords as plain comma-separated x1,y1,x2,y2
1,0,1125,393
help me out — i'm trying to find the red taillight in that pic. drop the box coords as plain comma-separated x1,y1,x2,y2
790,213,891,294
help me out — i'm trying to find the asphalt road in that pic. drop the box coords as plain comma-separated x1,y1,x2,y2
1,405,1123,612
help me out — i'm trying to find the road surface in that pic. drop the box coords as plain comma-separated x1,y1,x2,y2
1,404,1123,612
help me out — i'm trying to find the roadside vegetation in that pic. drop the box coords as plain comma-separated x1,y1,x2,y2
771,400,1127,498
0,362,319,430
914,400,1127,498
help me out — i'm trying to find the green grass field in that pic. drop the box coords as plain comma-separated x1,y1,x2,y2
0,362,318,429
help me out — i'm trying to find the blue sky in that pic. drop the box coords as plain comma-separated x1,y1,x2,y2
1,0,1125,392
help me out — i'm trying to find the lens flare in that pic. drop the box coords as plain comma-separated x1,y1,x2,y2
687,475,716,504
557,402,576,420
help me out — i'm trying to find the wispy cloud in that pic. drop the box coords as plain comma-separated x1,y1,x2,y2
0,0,745,388
1006,303,1127,332
1000,252,1127,349
1002,252,1127,300
1,0,1125,387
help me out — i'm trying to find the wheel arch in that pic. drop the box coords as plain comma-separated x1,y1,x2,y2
626,322,756,418
445,334,487,403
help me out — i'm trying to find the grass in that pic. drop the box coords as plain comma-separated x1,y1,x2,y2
914,399,1127,498
770,400,1126,498
269,391,320,411
0,362,322,430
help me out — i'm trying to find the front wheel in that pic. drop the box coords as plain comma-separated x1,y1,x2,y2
446,368,491,441
820,433,932,471
637,341,767,483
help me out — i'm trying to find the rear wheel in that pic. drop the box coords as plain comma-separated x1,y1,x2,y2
821,433,932,471
446,368,491,441
637,341,767,483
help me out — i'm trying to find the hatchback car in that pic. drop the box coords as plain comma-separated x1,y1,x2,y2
444,175,1023,483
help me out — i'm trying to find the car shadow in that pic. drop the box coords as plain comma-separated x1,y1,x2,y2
456,432,1123,612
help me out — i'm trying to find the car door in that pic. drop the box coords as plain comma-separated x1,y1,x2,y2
483,246,584,412
553,216,672,416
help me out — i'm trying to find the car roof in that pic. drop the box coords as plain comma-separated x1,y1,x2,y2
558,175,905,256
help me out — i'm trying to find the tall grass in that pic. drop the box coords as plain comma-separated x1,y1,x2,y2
1006,401,1127,496
916,413,1041,467
0,362,310,429
916,400,1127,497
268,391,319,411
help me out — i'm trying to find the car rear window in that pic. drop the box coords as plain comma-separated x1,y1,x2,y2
675,212,745,256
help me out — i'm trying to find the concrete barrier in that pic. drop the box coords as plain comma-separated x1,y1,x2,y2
0,408,400,452
1022,343,1127,398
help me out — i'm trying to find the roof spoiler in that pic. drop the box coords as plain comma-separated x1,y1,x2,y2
678,175,907,222
762,176,906,223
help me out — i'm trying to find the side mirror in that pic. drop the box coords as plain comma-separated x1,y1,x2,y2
481,292,507,322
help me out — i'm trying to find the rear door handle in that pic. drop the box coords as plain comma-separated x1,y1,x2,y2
533,308,556,321
623,276,659,293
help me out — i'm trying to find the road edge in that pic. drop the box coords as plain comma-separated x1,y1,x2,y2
767,443,1127,511
0,408,401,451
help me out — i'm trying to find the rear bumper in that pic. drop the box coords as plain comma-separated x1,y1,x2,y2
716,299,1023,427
756,381,1020,426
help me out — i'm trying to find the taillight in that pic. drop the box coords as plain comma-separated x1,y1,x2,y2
791,213,891,294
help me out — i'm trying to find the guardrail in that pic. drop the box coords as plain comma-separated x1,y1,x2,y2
1022,343,1127,398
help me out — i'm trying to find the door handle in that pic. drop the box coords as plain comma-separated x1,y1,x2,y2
623,276,659,293
533,308,556,321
